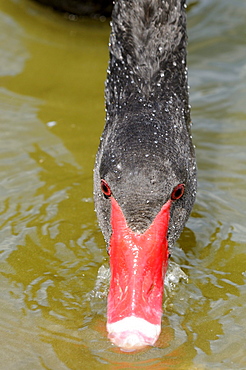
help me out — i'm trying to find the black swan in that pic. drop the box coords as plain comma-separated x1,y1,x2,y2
94,0,197,351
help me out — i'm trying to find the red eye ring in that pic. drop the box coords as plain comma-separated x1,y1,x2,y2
100,179,112,198
171,184,185,201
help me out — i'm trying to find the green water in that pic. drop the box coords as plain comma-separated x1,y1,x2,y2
0,0,246,368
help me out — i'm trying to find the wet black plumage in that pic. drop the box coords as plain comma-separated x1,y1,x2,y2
94,0,196,249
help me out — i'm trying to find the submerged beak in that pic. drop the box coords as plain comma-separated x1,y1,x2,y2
107,197,171,351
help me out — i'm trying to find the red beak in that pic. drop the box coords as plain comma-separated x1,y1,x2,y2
107,196,171,351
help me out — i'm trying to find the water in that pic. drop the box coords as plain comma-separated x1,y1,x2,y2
0,0,246,368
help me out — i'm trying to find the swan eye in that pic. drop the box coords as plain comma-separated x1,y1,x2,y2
101,179,112,198
171,184,185,200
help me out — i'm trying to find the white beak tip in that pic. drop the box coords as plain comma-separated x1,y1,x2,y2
107,316,161,351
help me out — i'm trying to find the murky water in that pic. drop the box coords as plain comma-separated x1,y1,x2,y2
0,0,246,368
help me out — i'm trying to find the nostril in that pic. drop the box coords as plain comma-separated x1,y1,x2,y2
147,283,154,296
